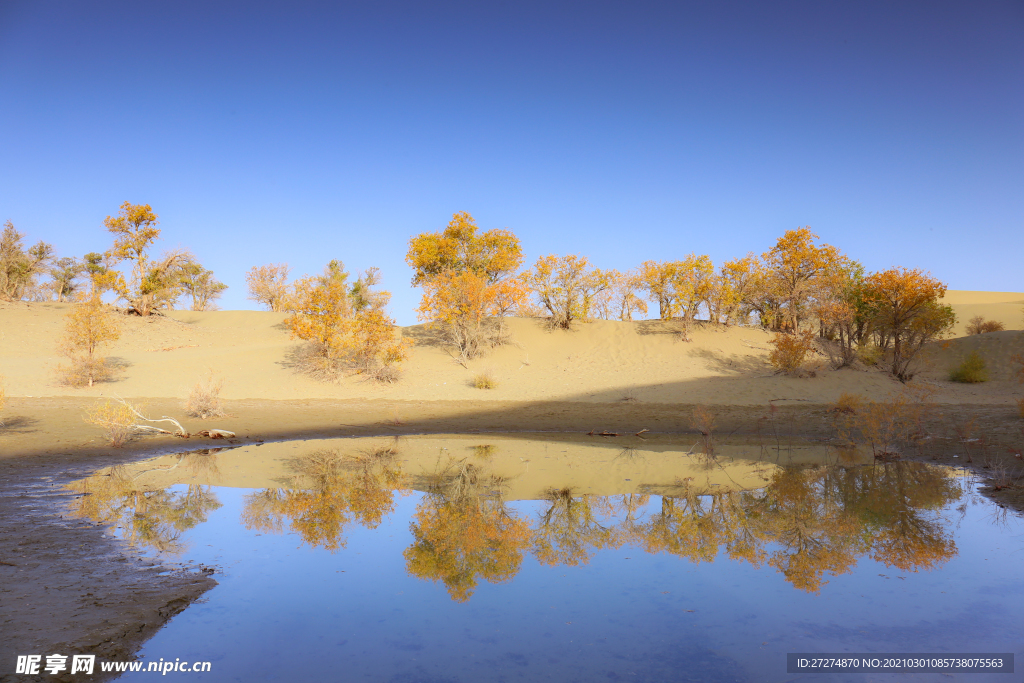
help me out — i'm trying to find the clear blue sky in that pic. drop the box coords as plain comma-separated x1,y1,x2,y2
1,1,1021,324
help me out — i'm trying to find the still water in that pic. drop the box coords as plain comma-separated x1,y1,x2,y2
67,435,1023,682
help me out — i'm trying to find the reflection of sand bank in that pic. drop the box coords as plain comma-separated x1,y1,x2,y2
77,434,876,500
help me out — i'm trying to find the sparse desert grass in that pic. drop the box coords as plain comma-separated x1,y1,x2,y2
949,351,989,383
184,372,226,419
966,316,1005,335
768,330,815,375
621,387,640,403
471,444,496,458
85,399,139,447
472,370,498,389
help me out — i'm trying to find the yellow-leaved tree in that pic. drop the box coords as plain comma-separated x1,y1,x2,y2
285,260,409,383
761,227,848,331
590,269,647,321
57,296,122,387
246,263,292,312
407,212,526,361
528,254,610,329
862,267,955,381
104,202,192,315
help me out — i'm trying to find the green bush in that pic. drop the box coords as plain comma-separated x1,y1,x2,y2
949,352,989,383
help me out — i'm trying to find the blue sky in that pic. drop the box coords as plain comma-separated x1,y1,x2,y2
1,1,1021,324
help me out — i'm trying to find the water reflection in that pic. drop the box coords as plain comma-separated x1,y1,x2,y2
241,443,408,552
67,444,965,597
404,458,531,602
66,451,223,554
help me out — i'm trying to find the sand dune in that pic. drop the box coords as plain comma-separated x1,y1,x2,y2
0,290,1021,409
941,290,1023,337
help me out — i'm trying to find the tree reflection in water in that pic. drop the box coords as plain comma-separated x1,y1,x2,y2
241,442,408,552
403,457,531,602
65,451,223,554
70,452,967,598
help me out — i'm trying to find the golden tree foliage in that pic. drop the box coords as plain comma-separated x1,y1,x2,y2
590,269,648,321
862,267,955,381
0,219,54,301
179,263,228,311
761,227,847,331
528,254,610,329
709,254,762,325
636,255,714,336
286,261,409,382
637,260,679,320
104,202,189,315
767,330,816,375
408,212,525,359
407,211,522,285
57,297,122,387
246,263,291,312
671,253,715,340
242,448,408,552
404,493,531,602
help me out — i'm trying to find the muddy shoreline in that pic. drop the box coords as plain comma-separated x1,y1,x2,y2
0,450,216,683
1,397,1021,681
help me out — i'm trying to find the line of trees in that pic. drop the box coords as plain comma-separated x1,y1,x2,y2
5,206,960,384
1,203,227,312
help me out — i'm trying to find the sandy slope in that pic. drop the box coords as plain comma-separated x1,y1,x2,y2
940,290,1023,337
0,291,1022,411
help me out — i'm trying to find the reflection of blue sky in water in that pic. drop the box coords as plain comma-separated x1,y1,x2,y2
93,462,1024,683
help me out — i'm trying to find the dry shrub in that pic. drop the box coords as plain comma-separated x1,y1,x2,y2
472,370,497,389
184,372,225,419
857,343,883,367
854,396,913,459
690,406,715,454
0,375,6,427
1016,397,1024,419
56,356,116,388
949,352,988,383
621,387,640,403
768,330,815,375
966,316,1005,335
85,399,139,447
829,392,863,415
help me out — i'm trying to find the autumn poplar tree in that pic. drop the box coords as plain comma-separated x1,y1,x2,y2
246,263,292,312
179,263,228,311
57,296,122,387
761,227,847,331
0,220,54,301
104,202,190,315
528,254,609,329
286,260,409,382
407,212,525,360
861,267,955,381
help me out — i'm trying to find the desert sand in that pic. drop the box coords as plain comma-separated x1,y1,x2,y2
0,291,1022,460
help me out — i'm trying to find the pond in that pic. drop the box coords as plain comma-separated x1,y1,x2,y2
66,435,1023,682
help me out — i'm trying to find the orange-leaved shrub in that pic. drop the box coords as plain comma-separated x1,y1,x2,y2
768,330,816,375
